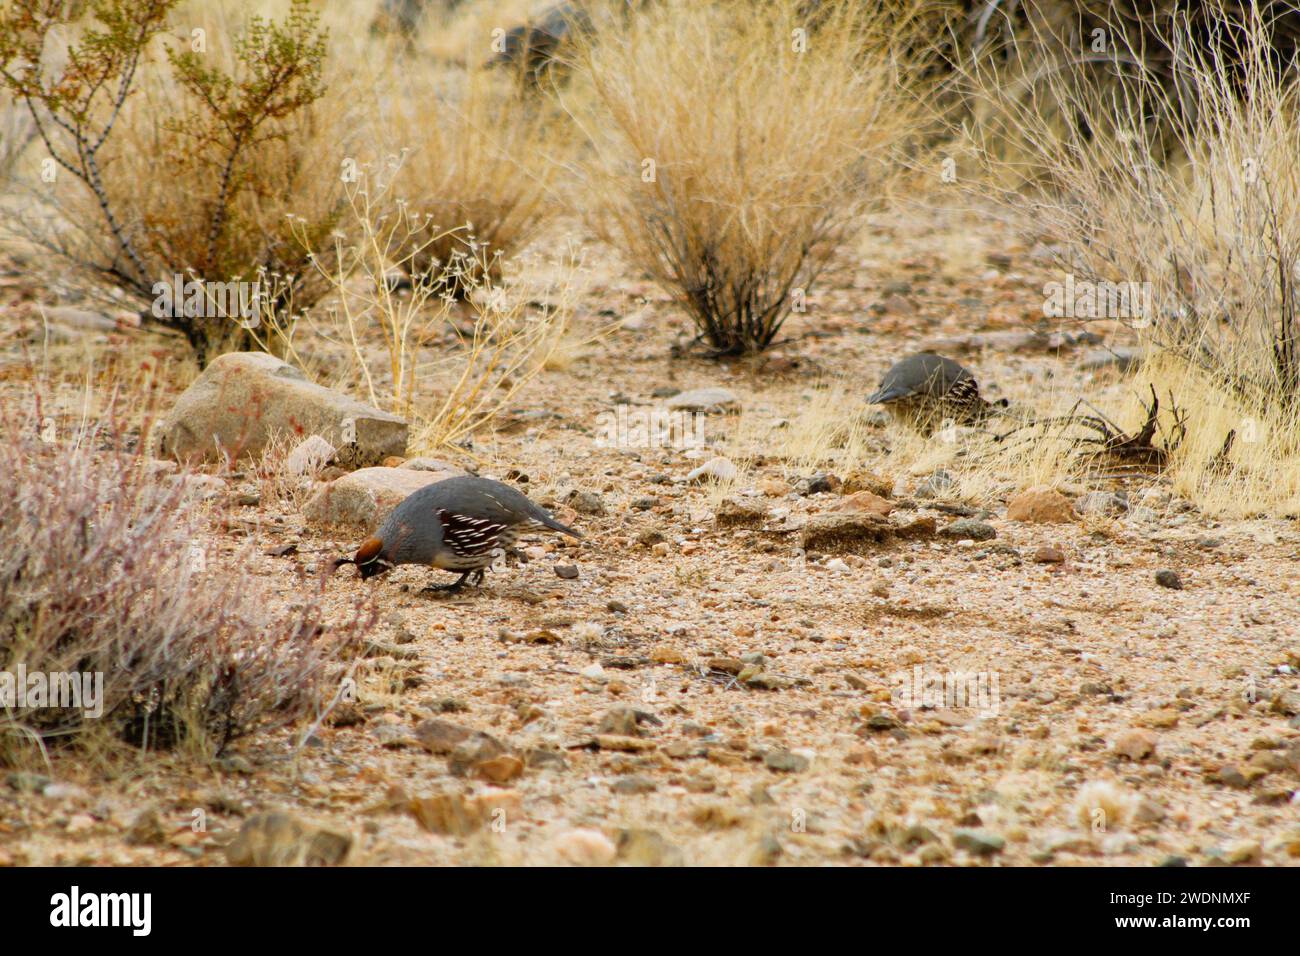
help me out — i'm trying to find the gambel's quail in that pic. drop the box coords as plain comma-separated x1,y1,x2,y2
867,352,1006,435
335,476,581,592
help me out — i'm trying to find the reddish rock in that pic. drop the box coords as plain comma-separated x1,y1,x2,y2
1007,486,1076,524
1115,729,1157,761
835,491,894,517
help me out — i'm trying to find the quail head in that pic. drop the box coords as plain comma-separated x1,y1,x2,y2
867,352,1007,435
334,475,581,593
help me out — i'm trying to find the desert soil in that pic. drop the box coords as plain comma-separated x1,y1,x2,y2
2,206,1298,867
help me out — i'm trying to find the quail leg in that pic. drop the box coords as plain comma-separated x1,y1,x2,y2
421,568,488,595
421,571,473,594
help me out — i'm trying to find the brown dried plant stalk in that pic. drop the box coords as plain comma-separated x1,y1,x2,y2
293,162,575,451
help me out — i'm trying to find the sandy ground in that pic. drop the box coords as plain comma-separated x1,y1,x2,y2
2,206,1298,867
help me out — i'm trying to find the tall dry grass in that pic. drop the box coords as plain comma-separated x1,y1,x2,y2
957,0,1300,515
566,0,930,355
289,163,577,453
367,61,561,296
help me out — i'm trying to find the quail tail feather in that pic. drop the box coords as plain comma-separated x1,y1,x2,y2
535,512,582,538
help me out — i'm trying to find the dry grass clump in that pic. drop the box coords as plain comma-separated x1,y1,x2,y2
568,0,929,355
370,59,560,296
1130,353,1300,517
751,370,1159,508
412,278,579,453
962,0,1300,85
949,1,1300,173
772,381,879,478
960,0,1300,514
0,397,369,767
838,351,1298,519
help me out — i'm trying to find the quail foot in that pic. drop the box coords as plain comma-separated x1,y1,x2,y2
334,475,582,593
867,352,1008,435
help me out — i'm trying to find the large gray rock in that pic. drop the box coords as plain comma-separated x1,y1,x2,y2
154,352,407,467
303,465,464,531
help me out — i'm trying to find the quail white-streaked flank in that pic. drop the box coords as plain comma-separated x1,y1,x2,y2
334,476,581,593
866,352,1007,435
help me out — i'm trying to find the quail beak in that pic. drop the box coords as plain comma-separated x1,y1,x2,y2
341,536,390,581
356,558,389,581
331,553,391,581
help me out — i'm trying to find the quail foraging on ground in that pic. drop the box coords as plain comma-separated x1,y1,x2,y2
866,352,1007,435
335,476,582,593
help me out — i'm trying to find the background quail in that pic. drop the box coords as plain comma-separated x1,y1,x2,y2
866,352,1007,435
335,475,581,592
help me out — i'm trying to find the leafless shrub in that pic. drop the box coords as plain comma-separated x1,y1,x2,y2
0,0,357,364
0,397,371,765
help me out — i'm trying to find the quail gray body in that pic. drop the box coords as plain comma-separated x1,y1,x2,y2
867,352,1003,435
336,476,581,592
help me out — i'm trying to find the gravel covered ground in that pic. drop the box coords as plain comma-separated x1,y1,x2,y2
3,209,1298,867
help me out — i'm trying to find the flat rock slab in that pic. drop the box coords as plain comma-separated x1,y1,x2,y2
303,465,464,530
800,513,936,554
923,330,1100,355
665,387,739,413
800,513,894,553
835,491,894,517
154,352,407,467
